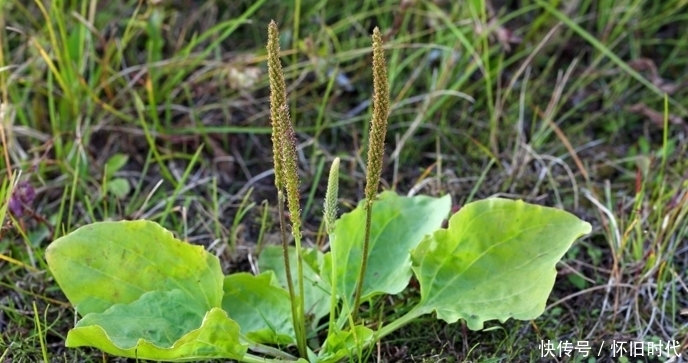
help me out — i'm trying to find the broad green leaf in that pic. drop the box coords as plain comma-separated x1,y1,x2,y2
73,289,206,348
411,198,592,330
46,220,223,315
322,192,451,306
318,325,374,363
222,272,295,345
66,307,247,361
106,178,131,198
258,246,330,329
105,153,129,176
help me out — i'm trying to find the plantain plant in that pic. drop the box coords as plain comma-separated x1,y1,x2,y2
45,22,592,362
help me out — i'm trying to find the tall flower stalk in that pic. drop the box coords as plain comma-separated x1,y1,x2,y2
351,27,390,323
324,157,340,335
266,20,308,358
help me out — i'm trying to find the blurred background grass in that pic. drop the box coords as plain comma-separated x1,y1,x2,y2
0,0,687,361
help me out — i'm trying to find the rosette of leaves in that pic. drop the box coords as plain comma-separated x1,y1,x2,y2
45,22,592,363
46,194,590,362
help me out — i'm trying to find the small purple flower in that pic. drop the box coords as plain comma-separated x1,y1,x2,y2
8,181,35,217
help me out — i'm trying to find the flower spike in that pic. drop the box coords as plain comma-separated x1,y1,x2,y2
364,27,390,204
266,20,308,358
267,20,288,190
352,27,390,324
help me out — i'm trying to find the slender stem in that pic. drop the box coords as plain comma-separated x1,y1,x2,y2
351,199,374,323
327,234,338,334
277,191,305,357
291,224,308,358
246,341,298,361
373,305,427,342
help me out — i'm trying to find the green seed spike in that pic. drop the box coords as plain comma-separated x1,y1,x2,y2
267,20,288,190
325,157,341,335
277,104,308,358
364,27,390,204
266,21,307,359
324,157,340,234
278,104,302,240
352,27,390,324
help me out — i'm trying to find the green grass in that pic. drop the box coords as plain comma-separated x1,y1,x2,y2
1,0,687,361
